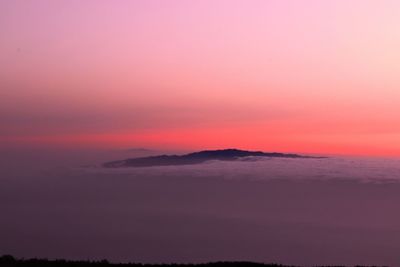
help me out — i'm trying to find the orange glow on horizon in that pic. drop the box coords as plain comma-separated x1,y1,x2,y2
4,126,400,157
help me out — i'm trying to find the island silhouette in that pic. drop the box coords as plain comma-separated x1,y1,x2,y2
103,148,322,168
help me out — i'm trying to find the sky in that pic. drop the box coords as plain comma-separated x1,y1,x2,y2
1,0,400,156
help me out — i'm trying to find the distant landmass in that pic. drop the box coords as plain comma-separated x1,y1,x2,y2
103,148,323,168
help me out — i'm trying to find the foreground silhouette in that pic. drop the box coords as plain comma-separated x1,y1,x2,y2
0,255,386,267
103,148,324,168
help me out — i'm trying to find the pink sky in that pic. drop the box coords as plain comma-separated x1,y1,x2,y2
1,0,400,156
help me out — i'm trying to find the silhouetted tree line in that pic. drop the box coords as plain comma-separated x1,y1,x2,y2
0,255,388,267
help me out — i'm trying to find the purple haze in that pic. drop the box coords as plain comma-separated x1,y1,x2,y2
1,148,400,266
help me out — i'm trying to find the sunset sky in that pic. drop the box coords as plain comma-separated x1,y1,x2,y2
1,0,400,156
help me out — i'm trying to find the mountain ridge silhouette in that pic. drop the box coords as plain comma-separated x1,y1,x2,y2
103,148,324,168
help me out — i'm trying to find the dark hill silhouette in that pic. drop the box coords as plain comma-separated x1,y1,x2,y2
103,149,323,168
0,255,385,267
